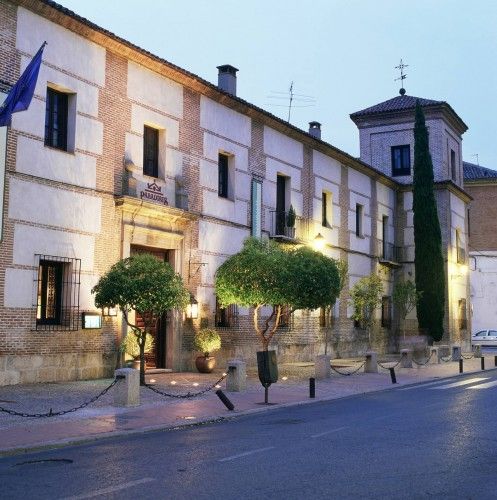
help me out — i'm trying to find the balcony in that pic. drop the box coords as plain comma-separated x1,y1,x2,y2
377,239,402,266
269,210,308,241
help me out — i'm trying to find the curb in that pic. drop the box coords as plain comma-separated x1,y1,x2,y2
1,364,495,457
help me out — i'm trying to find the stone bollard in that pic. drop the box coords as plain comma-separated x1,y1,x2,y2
473,344,482,358
429,347,440,364
226,359,247,392
315,354,331,379
114,368,140,407
452,345,461,361
365,351,378,373
438,345,450,362
400,349,413,368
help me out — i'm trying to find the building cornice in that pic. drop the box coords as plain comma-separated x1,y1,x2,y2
399,180,472,203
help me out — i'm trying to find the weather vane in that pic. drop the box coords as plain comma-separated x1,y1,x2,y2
395,59,408,95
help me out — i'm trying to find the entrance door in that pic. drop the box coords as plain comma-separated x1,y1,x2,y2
130,246,169,369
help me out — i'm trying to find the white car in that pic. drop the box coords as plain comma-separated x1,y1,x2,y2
471,330,497,347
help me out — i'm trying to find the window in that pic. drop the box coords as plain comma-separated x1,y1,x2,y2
355,204,363,237
381,215,389,259
143,126,159,177
391,145,411,176
450,149,457,181
458,299,467,330
35,255,81,331
381,296,392,328
215,297,238,328
218,153,230,198
322,191,332,227
251,179,262,237
45,88,68,151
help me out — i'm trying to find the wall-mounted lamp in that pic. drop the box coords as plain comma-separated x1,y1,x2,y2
314,232,325,251
185,294,199,319
102,306,118,317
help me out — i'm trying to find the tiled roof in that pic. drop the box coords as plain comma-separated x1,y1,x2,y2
350,95,445,118
463,161,497,181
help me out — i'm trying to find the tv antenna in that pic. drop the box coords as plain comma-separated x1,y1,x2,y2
267,81,316,123
471,154,479,166
395,59,409,95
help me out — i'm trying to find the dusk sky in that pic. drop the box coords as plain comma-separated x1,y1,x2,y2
60,0,497,169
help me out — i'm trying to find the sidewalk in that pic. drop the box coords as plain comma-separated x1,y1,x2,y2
0,356,494,456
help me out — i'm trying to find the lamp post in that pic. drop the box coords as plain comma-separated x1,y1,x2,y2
186,293,199,319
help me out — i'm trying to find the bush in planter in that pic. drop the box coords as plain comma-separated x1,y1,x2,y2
193,328,221,373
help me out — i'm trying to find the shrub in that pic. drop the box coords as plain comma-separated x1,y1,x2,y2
193,329,221,356
120,333,154,359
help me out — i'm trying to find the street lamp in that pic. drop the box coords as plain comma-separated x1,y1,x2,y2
314,232,325,251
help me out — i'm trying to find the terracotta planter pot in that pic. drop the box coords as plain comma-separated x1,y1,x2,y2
195,355,216,373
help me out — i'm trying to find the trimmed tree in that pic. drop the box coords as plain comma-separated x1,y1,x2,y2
392,279,422,339
215,238,341,351
92,254,189,385
350,273,383,346
412,102,445,341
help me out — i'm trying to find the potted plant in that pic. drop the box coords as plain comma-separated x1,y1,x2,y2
193,328,221,373
120,333,154,370
286,205,296,238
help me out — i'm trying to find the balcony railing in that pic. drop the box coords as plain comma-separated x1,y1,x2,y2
269,210,307,240
377,239,402,264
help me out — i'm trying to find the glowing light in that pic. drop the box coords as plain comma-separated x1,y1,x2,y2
282,376,288,381
149,378,156,383
313,233,325,251
183,416,196,420
193,382,199,387
170,380,177,385
215,384,221,388
222,372,227,377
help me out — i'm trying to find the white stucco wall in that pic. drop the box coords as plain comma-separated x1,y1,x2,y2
127,62,183,119
263,126,303,167
8,179,101,233
470,252,497,333
16,7,106,87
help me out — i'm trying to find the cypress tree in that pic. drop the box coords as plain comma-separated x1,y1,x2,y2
412,102,445,341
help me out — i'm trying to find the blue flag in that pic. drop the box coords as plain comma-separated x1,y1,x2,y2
0,42,46,127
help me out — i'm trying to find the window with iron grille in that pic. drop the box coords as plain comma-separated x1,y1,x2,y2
34,255,81,331
218,153,230,198
215,297,238,327
45,88,68,151
381,296,392,328
355,204,363,237
143,125,159,177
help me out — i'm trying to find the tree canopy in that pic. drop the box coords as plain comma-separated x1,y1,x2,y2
215,238,341,350
92,253,189,383
412,102,445,341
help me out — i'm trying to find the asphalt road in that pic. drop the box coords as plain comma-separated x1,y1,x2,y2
1,370,497,500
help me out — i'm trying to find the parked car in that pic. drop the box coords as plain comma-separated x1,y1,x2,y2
471,329,497,347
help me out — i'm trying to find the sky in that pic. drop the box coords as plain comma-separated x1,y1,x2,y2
59,0,497,169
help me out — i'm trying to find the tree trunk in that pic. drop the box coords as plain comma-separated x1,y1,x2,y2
139,336,146,386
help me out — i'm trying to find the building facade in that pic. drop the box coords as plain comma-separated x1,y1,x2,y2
0,0,472,385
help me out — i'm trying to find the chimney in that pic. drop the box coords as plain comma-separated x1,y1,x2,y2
309,121,321,140
217,65,238,96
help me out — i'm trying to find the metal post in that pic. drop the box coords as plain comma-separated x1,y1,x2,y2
459,359,463,374
389,367,397,384
309,377,316,398
481,357,485,371
264,385,269,404
215,390,235,411
495,355,497,367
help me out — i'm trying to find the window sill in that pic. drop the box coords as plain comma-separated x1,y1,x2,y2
44,144,75,156
218,194,235,202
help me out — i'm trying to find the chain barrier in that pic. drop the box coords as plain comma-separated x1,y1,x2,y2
144,373,227,399
330,361,366,376
0,377,120,418
412,351,435,366
377,358,402,370
460,353,474,360
440,354,453,363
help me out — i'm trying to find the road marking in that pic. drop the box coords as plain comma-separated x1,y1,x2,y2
467,380,497,390
61,478,155,500
218,446,274,462
430,377,489,390
311,426,348,438
398,380,449,391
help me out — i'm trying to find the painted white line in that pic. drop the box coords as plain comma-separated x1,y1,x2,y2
430,377,489,390
218,446,274,462
467,380,497,390
398,380,449,391
311,426,348,438
61,478,155,500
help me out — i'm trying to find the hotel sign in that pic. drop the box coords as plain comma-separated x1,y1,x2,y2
139,181,169,206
